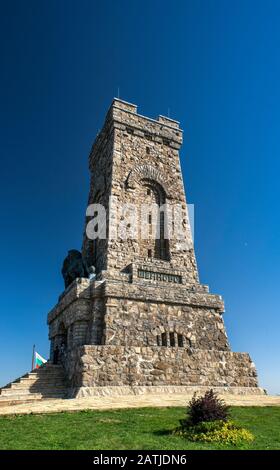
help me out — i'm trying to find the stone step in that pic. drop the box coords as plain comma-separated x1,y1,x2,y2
3,379,66,390
19,376,67,384
0,397,43,407
28,371,65,377
1,382,67,394
0,386,67,395
9,383,67,390
0,388,41,396
25,375,66,382
0,364,68,402
9,386,67,392
1,381,67,391
0,392,42,399
20,376,66,381
1,370,65,386
0,389,67,399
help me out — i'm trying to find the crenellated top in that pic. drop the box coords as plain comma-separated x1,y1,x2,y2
89,98,183,169
111,98,180,130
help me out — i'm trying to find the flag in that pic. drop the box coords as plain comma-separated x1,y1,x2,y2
35,352,47,368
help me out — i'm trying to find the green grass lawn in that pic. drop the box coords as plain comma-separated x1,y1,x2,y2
0,407,279,450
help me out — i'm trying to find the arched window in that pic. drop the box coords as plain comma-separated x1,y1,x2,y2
138,179,170,261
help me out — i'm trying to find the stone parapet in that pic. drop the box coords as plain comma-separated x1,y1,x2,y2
103,279,224,313
47,278,91,324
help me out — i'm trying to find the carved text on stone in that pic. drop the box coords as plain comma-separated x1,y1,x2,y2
138,269,182,284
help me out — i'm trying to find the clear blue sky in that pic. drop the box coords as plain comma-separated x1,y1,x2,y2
0,0,279,394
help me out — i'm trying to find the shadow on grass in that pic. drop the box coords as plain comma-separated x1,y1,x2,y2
153,429,174,436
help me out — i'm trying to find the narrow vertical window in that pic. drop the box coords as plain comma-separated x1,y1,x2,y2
161,332,167,346
178,334,184,347
170,332,175,346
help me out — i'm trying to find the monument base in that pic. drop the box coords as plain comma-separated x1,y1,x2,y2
69,385,265,398
65,345,262,397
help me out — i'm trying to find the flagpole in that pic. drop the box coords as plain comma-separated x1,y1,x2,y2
31,344,35,370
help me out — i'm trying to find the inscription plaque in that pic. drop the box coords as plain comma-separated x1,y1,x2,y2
138,269,182,284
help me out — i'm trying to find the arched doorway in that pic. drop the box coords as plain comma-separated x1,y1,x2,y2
53,322,67,364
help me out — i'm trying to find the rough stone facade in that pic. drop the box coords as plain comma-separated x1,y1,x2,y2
67,345,258,391
47,99,263,397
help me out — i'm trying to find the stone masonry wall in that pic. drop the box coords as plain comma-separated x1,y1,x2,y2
48,279,105,357
104,298,229,350
47,277,229,354
66,345,258,390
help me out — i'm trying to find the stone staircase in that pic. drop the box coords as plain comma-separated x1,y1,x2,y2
0,363,68,406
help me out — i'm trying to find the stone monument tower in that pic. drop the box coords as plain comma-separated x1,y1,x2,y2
47,99,263,397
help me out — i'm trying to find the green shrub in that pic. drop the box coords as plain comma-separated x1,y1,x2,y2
174,419,254,445
181,389,229,427
174,391,254,445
